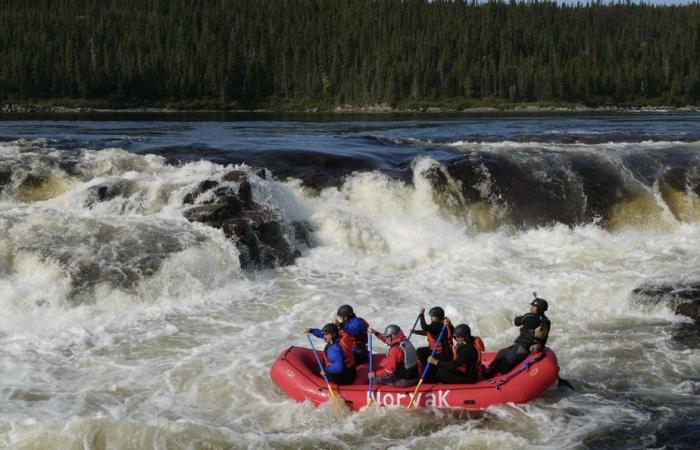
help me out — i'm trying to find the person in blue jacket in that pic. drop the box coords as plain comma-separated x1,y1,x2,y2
335,304,369,365
304,323,357,385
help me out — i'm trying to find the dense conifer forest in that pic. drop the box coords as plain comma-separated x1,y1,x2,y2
1,0,699,110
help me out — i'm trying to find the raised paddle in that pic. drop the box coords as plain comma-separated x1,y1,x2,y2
406,322,447,409
406,313,421,340
306,333,336,398
367,332,373,405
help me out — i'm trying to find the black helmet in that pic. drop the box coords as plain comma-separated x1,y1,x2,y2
454,324,471,338
531,298,548,313
321,323,339,336
336,304,354,318
383,324,401,337
428,306,445,320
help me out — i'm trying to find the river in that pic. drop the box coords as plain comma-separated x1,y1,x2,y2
1,112,699,449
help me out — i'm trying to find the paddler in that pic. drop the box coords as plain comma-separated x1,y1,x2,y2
485,294,551,377
367,324,419,387
304,323,357,385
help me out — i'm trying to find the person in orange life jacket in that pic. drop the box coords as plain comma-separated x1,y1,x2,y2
428,323,485,384
335,304,369,365
485,295,551,377
414,307,454,383
367,324,419,387
304,323,357,385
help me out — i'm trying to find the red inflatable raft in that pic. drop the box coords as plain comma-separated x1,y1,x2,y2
271,346,559,410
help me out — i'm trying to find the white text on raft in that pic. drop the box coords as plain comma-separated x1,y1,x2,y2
368,390,450,407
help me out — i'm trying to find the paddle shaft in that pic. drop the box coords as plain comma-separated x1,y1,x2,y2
406,314,421,341
407,323,447,409
368,333,373,404
306,334,335,398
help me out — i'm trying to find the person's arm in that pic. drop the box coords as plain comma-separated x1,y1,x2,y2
324,344,345,374
436,345,471,370
304,328,324,339
373,330,391,345
419,312,429,331
374,347,400,377
520,313,540,328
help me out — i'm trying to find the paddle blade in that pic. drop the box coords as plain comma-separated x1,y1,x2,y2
558,376,575,390
406,378,424,410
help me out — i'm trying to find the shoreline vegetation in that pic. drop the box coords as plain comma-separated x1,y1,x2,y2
2,1,700,115
2,101,700,115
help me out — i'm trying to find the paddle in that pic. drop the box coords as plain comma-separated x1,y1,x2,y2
406,313,422,341
367,332,373,405
558,375,574,390
306,333,336,398
407,322,447,410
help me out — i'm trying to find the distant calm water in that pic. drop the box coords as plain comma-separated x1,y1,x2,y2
1,112,699,449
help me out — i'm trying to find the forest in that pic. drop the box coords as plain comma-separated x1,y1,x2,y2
1,0,699,110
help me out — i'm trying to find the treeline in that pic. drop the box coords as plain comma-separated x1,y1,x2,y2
1,0,700,109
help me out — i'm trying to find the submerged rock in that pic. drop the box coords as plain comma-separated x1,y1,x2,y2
632,281,700,346
183,179,219,204
671,323,700,348
84,182,124,207
182,172,312,269
0,169,11,190
632,281,700,322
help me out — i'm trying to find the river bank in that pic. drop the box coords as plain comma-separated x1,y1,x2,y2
3,101,700,115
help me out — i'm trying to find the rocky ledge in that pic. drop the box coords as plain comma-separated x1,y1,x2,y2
632,281,700,347
181,170,313,270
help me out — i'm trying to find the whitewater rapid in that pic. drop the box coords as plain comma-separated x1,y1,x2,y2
1,116,699,449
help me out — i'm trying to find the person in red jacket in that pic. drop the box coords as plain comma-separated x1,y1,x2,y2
367,324,419,387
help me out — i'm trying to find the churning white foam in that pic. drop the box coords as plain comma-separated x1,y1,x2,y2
1,140,699,449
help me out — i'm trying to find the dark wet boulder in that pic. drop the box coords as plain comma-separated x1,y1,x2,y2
182,173,313,270
292,221,314,247
632,281,700,347
84,182,124,207
183,179,219,204
0,169,10,191
632,281,700,322
238,180,253,204
671,323,700,348
223,170,247,183
182,195,247,226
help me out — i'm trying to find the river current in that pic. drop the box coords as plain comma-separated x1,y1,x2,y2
0,112,699,449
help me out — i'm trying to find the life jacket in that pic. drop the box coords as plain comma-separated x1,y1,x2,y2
397,338,419,379
427,324,453,357
339,334,356,368
341,316,369,353
324,337,355,370
452,336,485,380
532,316,550,346
473,336,485,380
526,316,551,353
517,313,550,349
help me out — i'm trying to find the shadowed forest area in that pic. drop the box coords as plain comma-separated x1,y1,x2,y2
1,0,699,110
